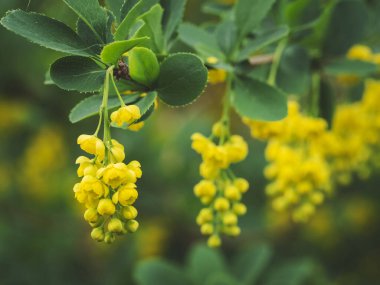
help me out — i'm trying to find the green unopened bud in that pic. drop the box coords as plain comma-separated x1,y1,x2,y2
104,232,115,244
122,206,138,220
91,227,104,242
126,220,139,233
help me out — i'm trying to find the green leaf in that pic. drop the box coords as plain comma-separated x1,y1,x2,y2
232,244,273,285
178,23,225,59
100,37,149,64
233,76,288,121
157,53,208,106
201,2,232,17
69,93,141,123
161,0,186,41
238,26,290,61
216,20,238,58
284,0,322,28
120,0,139,20
134,259,189,285
134,4,165,53
63,0,108,43
77,18,102,54
276,45,311,95
106,0,125,22
187,244,227,285
114,0,159,41
205,273,240,285
323,0,368,56
0,10,93,56
324,59,378,77
129,47,160,86
235,0,277,37
50,56,106,93
263,259,319,285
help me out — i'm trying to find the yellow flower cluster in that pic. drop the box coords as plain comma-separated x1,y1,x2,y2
74,134,142,243
319,79,380,184
110,104,144,132
191,122,249,247
338,44,380,85
244,85,380,221
244,102,332,222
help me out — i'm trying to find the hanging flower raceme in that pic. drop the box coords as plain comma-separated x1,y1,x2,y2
191,121,249,247
244,101,332,222
74,135,142,243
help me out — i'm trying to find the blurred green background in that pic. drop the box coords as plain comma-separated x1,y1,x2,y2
1,0,380,284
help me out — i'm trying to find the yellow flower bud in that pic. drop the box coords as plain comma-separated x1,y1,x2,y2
194,180,217,198
76,156,98,177
223,226,241,237
84,208,99,223
211,122,226,137
224,185,241,201
222,212,238,226
110,139,125,162
111,105,141,127
196,208,213,225
214,197,230,212
118,186,138,206
347,44,372,61
199,161,219,179
208,69,227,84
128,160,142,179
206,57,219,65
77,135,105,160
207,234,221,247
234,178,249,193
122,205,138,220
108,218,124,233
233,203,247,216
91,227,104,242
97,199,116,216
200,223,214,235
126,220,139,233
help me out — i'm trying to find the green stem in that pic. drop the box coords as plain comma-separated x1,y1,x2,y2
267,39,287,86
110,74,126,107
102,66,114,165
311,72,321,117
220,73,233,144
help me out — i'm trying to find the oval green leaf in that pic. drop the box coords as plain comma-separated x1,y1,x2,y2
134,259,189,285
157,53,208,106
233,76,288,121
0,10,93,56
129,47,160,86
50,56,106,93
100,37,149,64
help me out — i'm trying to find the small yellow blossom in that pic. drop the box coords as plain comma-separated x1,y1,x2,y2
208,69,227,84
77,135,105,160
111,105,141,127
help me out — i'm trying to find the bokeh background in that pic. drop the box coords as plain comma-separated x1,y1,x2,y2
1,0,380,284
